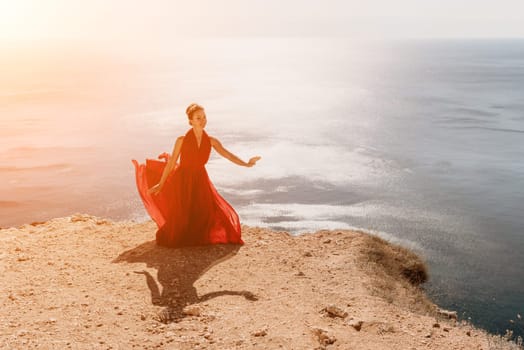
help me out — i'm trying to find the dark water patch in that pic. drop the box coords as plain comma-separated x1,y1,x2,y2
266,225,293,233
435,116,493,125
262,215,301,224
448,126,524,134
221,176,369,207
451,107,499,118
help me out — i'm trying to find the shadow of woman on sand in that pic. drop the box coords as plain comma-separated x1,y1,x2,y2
113,241,257,323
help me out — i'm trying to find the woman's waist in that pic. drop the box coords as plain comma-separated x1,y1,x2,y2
178,163,206,170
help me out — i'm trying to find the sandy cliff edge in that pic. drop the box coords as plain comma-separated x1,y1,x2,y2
0,214,520,349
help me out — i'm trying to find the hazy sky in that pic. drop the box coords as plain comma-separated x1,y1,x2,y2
2,0,524,45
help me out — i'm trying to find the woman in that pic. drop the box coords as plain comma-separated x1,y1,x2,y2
132,103,260,247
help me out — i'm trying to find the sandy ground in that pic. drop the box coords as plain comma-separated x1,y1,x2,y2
0,214,519,349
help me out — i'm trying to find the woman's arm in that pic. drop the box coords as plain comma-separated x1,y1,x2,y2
210,136,261,167
148,136,184,194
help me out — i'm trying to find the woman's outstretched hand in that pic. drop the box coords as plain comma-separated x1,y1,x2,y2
246,156,261,167
148,183,162,195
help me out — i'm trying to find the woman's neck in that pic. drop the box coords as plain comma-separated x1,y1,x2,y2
192,126,203,134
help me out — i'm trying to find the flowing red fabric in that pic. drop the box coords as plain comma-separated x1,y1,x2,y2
132,129,243,247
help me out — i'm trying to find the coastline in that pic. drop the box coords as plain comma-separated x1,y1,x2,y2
0,214,520,349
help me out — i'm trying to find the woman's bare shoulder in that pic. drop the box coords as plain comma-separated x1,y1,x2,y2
171,136,184,150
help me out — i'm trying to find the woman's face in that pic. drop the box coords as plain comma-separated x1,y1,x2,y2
190,109,207,129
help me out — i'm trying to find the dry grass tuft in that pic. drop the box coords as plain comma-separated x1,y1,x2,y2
358,234,428,285
355,233,435,315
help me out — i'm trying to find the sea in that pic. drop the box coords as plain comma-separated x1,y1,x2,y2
1,37,523,339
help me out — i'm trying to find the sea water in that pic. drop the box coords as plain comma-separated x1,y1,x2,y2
1,37,523,338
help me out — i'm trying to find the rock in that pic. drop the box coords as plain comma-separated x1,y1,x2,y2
466,331,471,336
347,319,363,331
312,327,336,345
183,305,202,316
433,323,440,328
437,308,457,320
304,251,313,257
296,271,305,277
323,305,348,318
252,329,267,337
323,239,332,244
30,221,46,226
70,214,91,222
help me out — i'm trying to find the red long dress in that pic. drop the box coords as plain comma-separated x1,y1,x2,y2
132,128,243,247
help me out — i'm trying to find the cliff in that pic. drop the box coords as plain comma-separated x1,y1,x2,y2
0,214,519,349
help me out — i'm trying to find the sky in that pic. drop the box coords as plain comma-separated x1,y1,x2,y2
1,0,524,47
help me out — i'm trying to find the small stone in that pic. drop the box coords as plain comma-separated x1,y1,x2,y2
252,329,267,337
296,271,305,277
312,327,336,345
324,305,348,318
437,308,457,320
140,315,146,321
443,327,450,332
433,323,440,328
182,305,202,316
323,239,332,244
347,320,363,331
30,221,46,226
304,251,313,257
466,331,471,336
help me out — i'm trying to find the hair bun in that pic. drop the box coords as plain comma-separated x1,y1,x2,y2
186,103,204,118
